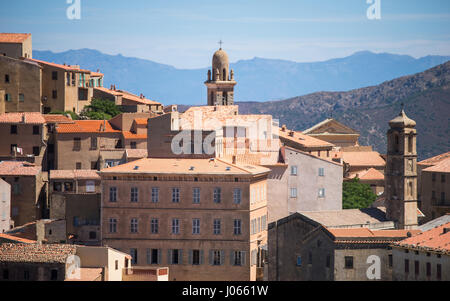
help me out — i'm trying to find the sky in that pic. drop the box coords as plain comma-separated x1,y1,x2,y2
1,0,450,68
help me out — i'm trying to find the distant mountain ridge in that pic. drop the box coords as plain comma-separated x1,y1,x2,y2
33,49,450,105
237,61,450,160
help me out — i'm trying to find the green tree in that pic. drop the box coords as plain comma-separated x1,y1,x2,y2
342,178,377,209
80,98,122,120
48,110,79,120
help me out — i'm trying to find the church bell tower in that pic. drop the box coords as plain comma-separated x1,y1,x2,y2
385,109,418,229
205,45,236,106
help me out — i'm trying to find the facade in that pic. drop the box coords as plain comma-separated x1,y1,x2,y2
267,146,343,223
49,169,101,245
0,179,11,233
392,220,450,281
303,118,360,148
0,55,42,113
385,110,418,230
204,48,236,106
417,152,450,222
0,161,47,227
99,158,270,281
0,33,32,59
268,212,417,281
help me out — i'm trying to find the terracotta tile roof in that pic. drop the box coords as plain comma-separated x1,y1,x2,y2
0,233,36,244
299,208,391,228
43,114,74,124
418,151,450,166
351,168,384,181
395,222,450,254
0,112,45,124
0,243,77,263
120,90,161,105
56,120,121,134
90,71,103,77
134,118,149,126
99,158,270,176
94,86,123,96
422,157,450,173
278,127,334,148
342,151,386,167
125,149,148,159
25,58,90,73
122,131,147,140
65,268,103,281
50,169,100,180
0,161,41,176
0,33,31,43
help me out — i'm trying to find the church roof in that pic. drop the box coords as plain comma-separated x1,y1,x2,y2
389,110,416,128
303,118,359,135
212,48,229,66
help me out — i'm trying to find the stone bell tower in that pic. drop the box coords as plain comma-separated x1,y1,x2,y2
204,46,237,106
385,109,418,229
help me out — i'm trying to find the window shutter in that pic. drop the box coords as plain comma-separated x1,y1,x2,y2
146,249,151,264
220,250,224,266
200,250,204,265
241,251,246,266
179,249,183,265
157,249,162,265
230,251,235,266
168,249,172,265
209,250,213,265
188,250,193,265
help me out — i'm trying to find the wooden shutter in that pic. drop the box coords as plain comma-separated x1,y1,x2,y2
179,249,183,265
168,249,172,265
241,251,246,266
188,250,193,265
220,250,224,266
157,249,162,265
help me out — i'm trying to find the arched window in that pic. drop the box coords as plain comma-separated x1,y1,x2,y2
223,69,227,81
394,134,399,153
408,134,413,153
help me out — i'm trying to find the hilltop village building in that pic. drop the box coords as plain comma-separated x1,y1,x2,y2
99,158,270,281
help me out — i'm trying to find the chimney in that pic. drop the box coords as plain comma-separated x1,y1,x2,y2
288,131,294,137
110,84,113,90
281,125,287,132
232,155,237,165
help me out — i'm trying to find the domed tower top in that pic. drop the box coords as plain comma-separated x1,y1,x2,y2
389,109,416,128
212,48,230,81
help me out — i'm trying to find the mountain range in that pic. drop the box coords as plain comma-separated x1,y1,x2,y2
33,49,450,105
238,62,450,161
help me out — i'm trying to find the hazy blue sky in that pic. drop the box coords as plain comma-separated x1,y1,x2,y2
1,0,450,68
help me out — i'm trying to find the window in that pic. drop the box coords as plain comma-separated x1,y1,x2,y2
52,71,58,80
19,93,24,102
437,264,442,280
24,270,30,280
191,250,201,265
213,187,221,203
193,187,200,204
115,260,118,270
73,137,81,151
151,187,159,203
172,218,180,234
251,249,257,266
130,141,137,149
52,90,57,99
344,256,354,269
192,218,200,234
90,161,98,170
290,188,297,198
251,219,256,235
405,259,410,274
326,255,331,268
319,188,326,198
89,231,96,239
291,165,298,175
172,188,180,203
213,219,221,235
109,187,117,202
10,125,17,134
90,137,97,150
414,260,420,275
150,218,159,234
233,188,242,204
5,74,9,83
76,162,82,170
212,250,222,266
130,249,138,264
148,249,160,265
296,256,302,266
67,73,70,86
3,269,9,280
234,219,242,235
32,146,40,156
442,174,446,183
130,218,138,233
319,167,325,177
261,215,267,231
233,251,244,266
32,125,39,135
50,269,58,281
109,218,117,233
426,262,431,277
170,249,181,265
130,187,139,202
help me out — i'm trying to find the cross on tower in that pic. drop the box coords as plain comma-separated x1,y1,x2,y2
218,40,223,49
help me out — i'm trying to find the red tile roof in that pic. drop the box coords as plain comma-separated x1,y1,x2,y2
0,161,41,176
395,222,450,253
0,233,36,244
342,151,386,167
422,157,450,173
122,131,147,140
134,118,149,126
0,112,45,124
0,243,76,263
278,127,334,148
43,114,74,124
50,169,100,180
0,33,31,43
418,151,450,166
350,168,384,181
25,58,91,73
56,120,121,134
125,149,148,159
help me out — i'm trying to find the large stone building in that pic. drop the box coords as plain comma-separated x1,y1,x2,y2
0,178,11,233
385,110,418,230
99,158,270,281
204,47,236,106
0,161,47,227
417,152,450,222
303,118,361,148
0,33,32,59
